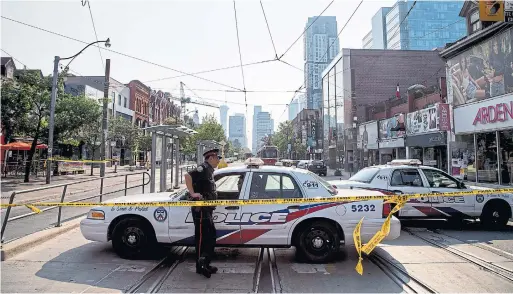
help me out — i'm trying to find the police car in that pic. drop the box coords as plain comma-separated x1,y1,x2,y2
80,158,401,262
329,159,513,227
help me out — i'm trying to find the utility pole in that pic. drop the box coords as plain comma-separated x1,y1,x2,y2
100,59,111,177
46,56,60,184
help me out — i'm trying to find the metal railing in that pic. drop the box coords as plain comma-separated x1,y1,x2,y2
1,171,151,243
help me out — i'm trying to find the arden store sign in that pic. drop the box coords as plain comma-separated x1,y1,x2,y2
454,95,513,134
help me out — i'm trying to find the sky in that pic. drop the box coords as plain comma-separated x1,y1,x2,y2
1,0,398,150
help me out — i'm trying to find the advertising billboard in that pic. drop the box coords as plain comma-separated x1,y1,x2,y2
446,27,513,107
378,114,406,148
357,121,379,150
406,106,438,136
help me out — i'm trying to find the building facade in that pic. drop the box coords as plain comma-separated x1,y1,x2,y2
292,109,322,160
252,105,262,153
219,105,229,137
254,111,272,153
229,113,247,148
363,0,466,50
127,80,150,128
304,16,339,110
321,48,446,171
362,7,392,49
440,1,513,185
149,89,179,126
288,98,299,121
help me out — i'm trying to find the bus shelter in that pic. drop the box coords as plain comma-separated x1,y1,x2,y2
196,140,221,165
144,125,197,193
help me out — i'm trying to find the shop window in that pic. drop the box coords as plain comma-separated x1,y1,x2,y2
452,134,476,180
476,132,498,184
499,130,513,185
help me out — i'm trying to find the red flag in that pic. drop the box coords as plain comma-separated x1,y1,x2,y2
396,83,400,99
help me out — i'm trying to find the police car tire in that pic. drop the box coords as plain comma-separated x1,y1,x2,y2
480,203,510,228
297,221,339,263
112,217,156,260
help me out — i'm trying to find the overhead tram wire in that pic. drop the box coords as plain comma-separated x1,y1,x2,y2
279,0,334,60
1,16,243,92
1,49,28,68
259,0,278,59
233,0,248,112
84,0,104,69
278,0,363,119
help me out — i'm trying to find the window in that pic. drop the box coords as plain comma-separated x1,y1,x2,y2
249,172,302,199
118,94,122,105
390,169,424,187
124,97,127,108
421,169,459,189
308,171,337,195
349,167,379,183
213,173,245,200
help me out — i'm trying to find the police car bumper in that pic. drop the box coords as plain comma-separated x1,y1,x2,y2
343,216,401,245
80,218,109,242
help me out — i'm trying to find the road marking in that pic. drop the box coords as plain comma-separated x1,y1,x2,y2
187,262,255,274
290,263,330,274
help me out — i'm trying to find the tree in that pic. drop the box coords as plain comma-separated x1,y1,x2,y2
136,134,152,164
272,121,294,158
75,118,102,175
181,114,227,156
108,117,140,165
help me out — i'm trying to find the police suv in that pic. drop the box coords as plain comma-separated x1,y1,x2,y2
80,158,401,262
329,159,513,227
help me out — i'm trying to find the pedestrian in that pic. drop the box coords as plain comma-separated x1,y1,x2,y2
184,148,221,278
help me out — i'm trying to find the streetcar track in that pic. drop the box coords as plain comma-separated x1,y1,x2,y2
268,248,282,294
369,252,437,294
124,246,188,293
404,228,513,282
252,247,265,293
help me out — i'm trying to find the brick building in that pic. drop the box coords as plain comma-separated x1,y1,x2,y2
127,80,151,128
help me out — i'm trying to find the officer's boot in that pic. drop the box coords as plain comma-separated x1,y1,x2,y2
196,257,211,278
206,262,218,274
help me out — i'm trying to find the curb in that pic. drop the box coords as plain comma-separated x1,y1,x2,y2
0,217,83,261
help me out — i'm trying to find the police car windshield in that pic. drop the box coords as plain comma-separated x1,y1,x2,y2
349,167,380,183
308,172,337,196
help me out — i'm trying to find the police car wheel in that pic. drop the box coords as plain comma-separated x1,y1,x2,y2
112,218,156,260
481,203,510,228
297,221,339,263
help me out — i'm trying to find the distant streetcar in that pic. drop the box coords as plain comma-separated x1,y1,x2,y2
256,145,279,165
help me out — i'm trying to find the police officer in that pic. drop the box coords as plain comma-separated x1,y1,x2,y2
184,148,221,278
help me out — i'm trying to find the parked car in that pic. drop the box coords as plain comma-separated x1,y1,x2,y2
308,160,328,176
81,158,401,262
297,160,311,169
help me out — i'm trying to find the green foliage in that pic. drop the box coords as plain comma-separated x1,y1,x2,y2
55,94,102,145
181,114,227,155
137,134,153,151
108,117,140,150
273,121,294,155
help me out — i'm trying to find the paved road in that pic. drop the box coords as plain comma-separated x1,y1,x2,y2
3,224,513,293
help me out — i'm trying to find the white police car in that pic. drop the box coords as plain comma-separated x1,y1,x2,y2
329,159,513,227
80,158,401,262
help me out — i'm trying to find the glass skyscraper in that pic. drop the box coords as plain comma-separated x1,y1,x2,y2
363,0,466,51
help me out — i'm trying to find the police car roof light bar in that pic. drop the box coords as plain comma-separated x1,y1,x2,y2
245,157,264,168
388,159,422,166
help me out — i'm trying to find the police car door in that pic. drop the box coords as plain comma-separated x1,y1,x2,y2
421,168,475,218
210,172,249,245
239,171,304,245
388,168,432,217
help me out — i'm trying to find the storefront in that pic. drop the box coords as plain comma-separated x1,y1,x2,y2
378,114,406,163
357,121,379,167
405,104,451,171
452,94,513,185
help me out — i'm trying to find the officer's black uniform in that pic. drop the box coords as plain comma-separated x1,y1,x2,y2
187,148,221,278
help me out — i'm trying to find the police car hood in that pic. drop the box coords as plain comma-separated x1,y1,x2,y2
102,191,182,204
329,179,370,188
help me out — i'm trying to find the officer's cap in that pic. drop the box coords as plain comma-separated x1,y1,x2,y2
203,148,222,159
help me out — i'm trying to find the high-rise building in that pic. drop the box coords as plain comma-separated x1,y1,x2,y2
297,94,307,112
362,7,392,49
288,98,299,121
252,105,262,152
193,108,200,125
254,111,272,153
219,105,229,136
229,113,246,148
270,119,274,135
362,1,466,50
304,16,339,111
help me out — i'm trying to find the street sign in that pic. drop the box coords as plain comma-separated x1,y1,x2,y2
479,0,505,22
506,0,513,23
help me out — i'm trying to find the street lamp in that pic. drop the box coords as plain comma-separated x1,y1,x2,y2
46,38,111,184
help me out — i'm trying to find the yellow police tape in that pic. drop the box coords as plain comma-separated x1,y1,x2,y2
1,187,511,275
